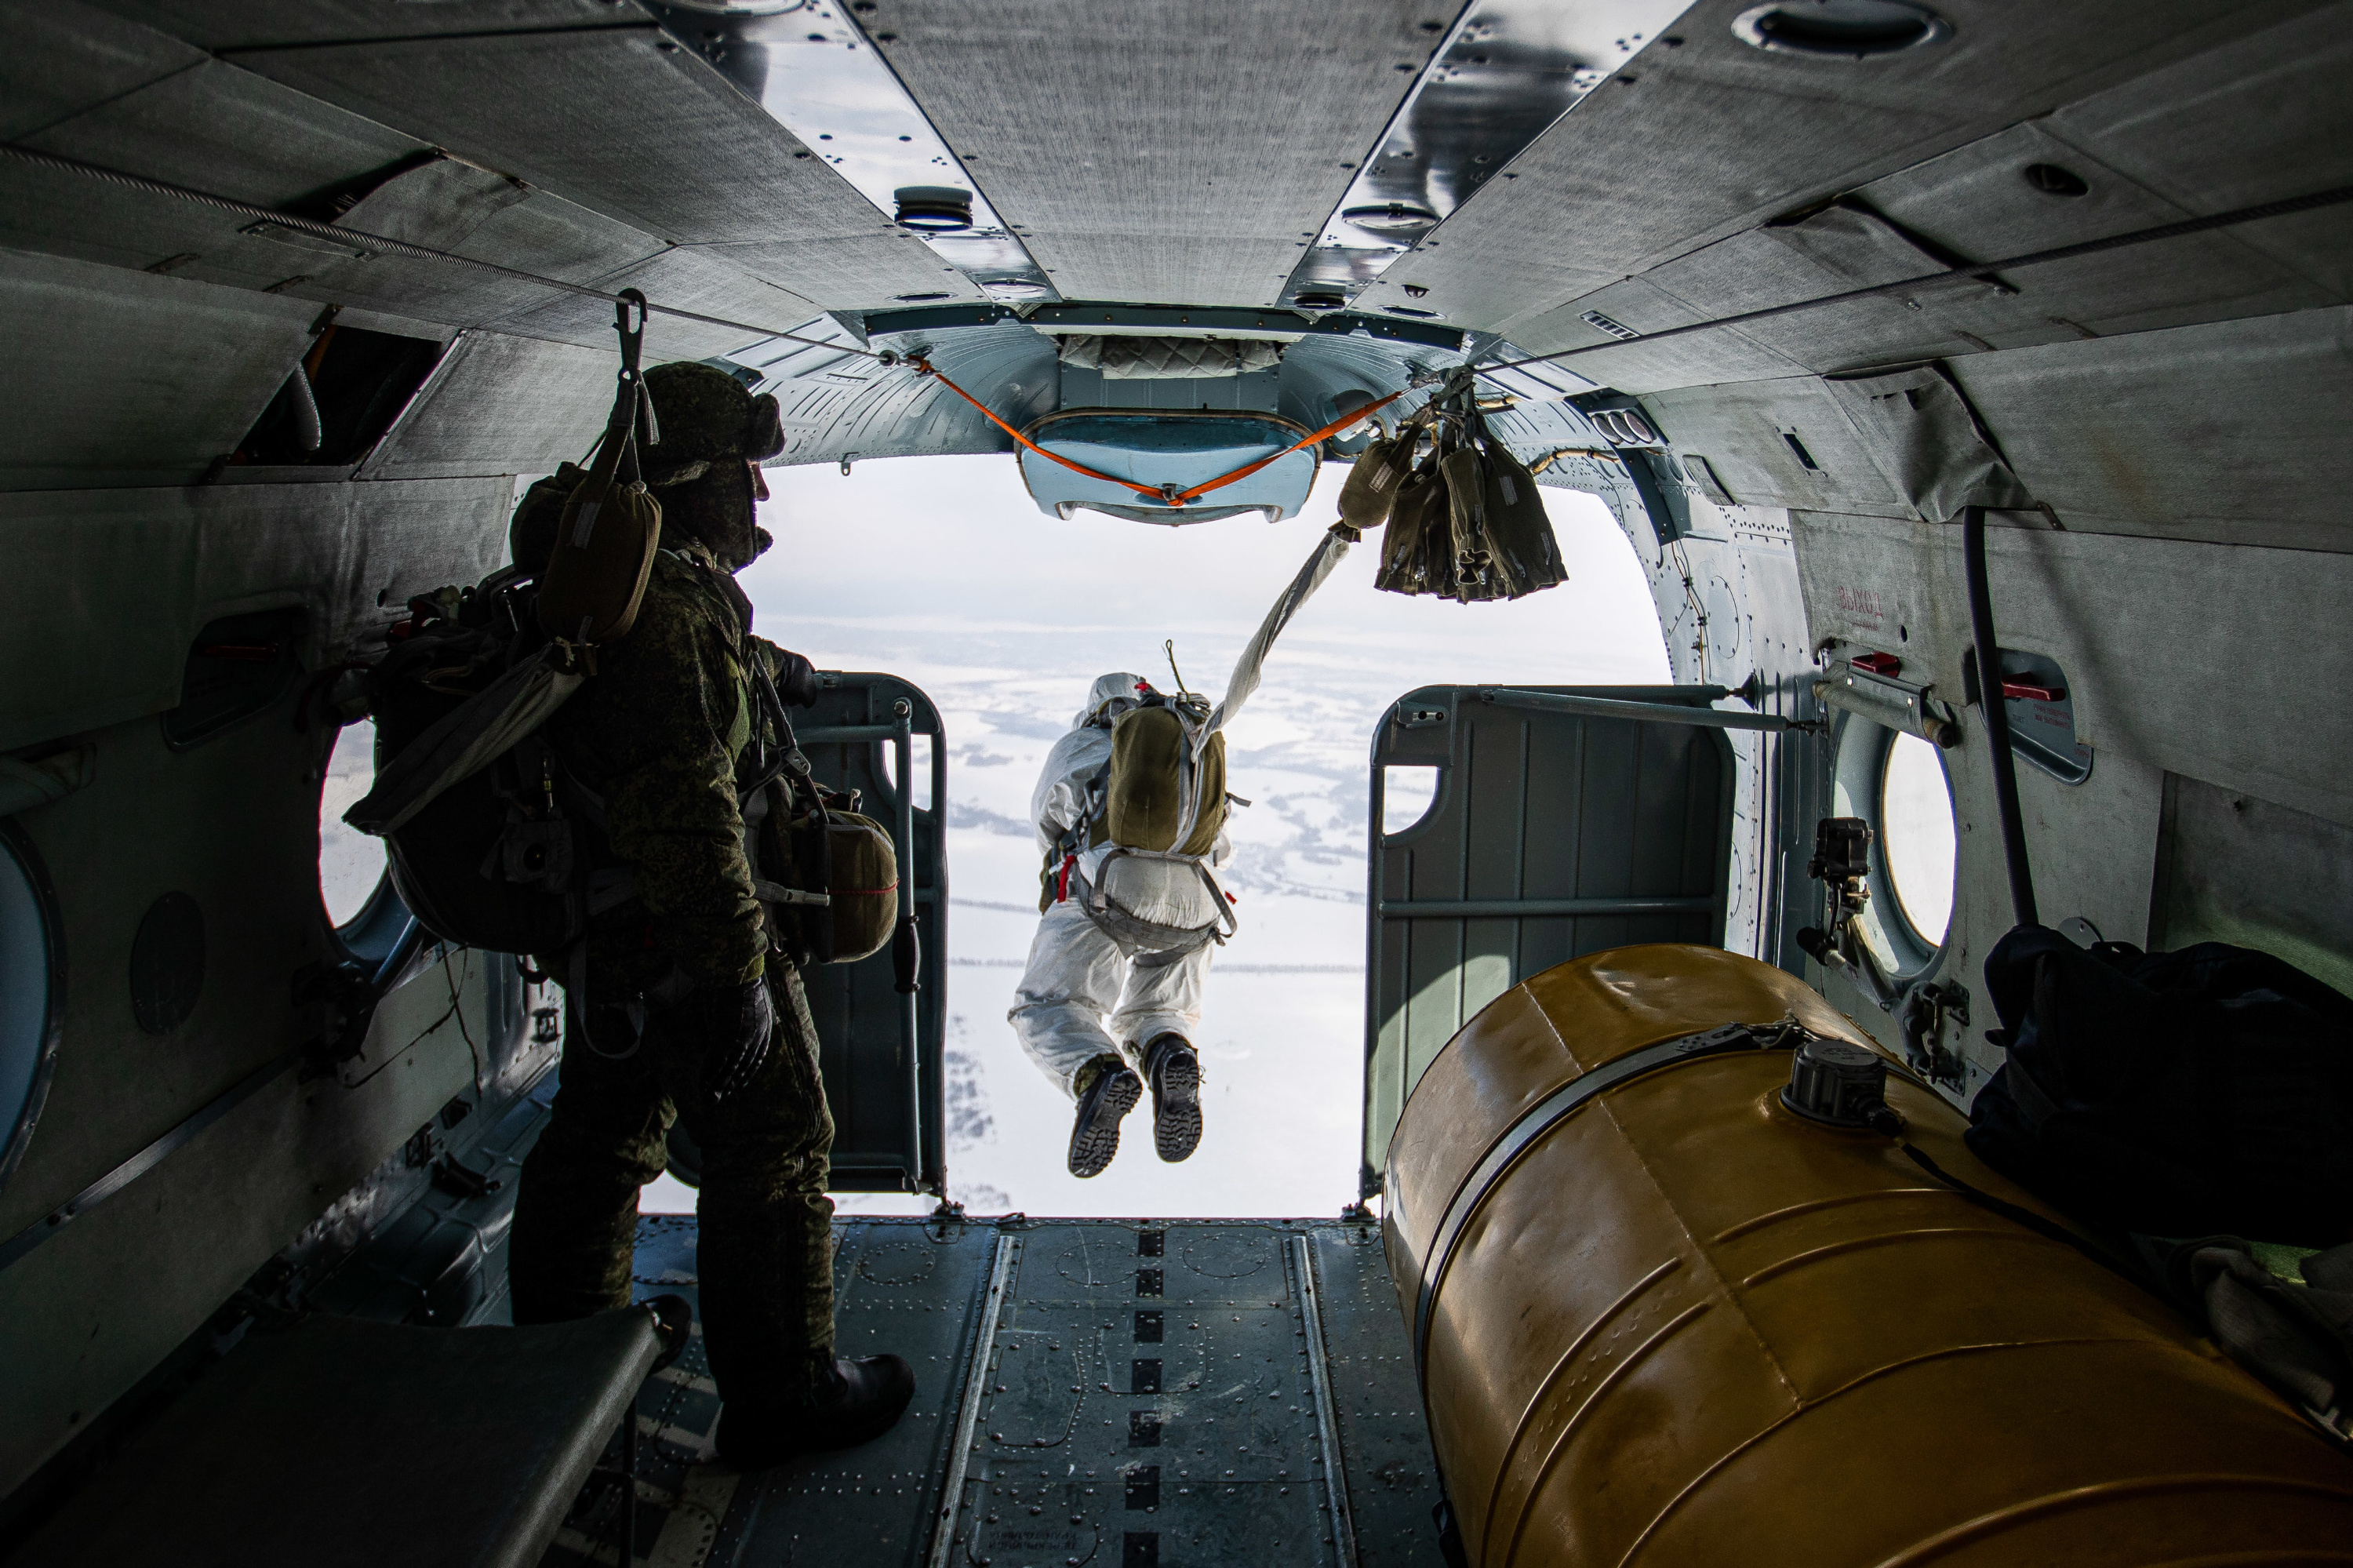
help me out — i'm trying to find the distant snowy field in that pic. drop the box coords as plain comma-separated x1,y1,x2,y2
640,452,1668,1220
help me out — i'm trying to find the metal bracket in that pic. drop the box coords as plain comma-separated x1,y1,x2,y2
1813,667,1959,747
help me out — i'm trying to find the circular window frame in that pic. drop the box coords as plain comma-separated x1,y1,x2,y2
315,718,416,973
1829,711,1953,981
0,820,65,1198
332,868,416,973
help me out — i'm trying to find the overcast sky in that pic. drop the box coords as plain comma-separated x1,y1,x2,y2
632,452,1671,1219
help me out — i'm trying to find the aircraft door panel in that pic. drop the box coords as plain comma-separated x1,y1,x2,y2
1362,686,1738,1193
768,672,946,1195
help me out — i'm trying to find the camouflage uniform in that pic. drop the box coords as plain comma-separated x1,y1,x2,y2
510,368,837,1404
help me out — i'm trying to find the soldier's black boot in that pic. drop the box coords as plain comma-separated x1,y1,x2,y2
1067,1053,1141,1177
1143,1034,1202,1162
715,1354,917,1470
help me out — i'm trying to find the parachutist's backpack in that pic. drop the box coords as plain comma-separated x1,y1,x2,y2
1104,700,1227,857
1046,689,1238,953
1966,925,2353,1246
342,290,889,966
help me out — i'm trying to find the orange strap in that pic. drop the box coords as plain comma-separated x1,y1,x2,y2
913,357,1162,500
1169,388,1407,504
911,357,1406,508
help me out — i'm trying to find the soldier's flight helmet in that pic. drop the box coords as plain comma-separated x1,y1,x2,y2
640,362,785,572
507,362,785,577
641,362,785,482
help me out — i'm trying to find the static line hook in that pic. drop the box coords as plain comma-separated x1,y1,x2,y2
1164,638,1194,699
613,286,649,373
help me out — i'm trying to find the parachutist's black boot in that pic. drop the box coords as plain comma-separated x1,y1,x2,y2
1144,1034,1202,1162
1067,1054,1141,1177
715,1354,917,1470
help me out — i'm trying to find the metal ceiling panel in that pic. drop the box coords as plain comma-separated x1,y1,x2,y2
679,236,979,313
1504,179,2333,395
1376,0,2297,351
864,0,1434,306
231,25,972,307
0,246,315,493
2038,5,2353,300
20,57,422,210
1497,273,1809,392
0,0,203,141
1639,376,1915,521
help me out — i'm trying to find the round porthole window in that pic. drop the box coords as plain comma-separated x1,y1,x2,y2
318,719,387,930
1831,714,1956,980
1879,731,1956,948
0,824,63,1193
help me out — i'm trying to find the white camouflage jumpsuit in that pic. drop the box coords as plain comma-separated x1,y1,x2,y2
1007,673,1229,1097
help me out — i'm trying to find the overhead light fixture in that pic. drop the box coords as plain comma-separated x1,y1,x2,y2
982,278,1054,300
1732,1,1952,57
1292,291,1347,311
892,290,952,302
1343,202,1441,238
893,185,974,231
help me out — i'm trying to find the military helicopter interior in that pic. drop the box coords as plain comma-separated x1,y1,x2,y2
3,0,2353,1563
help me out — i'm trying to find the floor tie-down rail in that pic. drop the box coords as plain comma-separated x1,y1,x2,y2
543,1217,1449,1568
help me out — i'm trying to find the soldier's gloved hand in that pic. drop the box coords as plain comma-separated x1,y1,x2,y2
771,650,822,708
686,977,773,1105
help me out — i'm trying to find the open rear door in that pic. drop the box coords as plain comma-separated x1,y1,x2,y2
791,673,947,1195
1362,686,1740,1196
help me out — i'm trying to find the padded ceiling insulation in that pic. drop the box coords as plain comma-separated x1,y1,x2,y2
0,246,316,493
83,0,628,53
361,331,618,483
862,0,1435,307
18,57,422,211
496,243,817,364
230,24,976,308
1948,307,2353,554
1,2,205,142
1374,0,2304,348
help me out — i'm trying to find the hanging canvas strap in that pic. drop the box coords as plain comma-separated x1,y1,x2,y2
537,290,665,665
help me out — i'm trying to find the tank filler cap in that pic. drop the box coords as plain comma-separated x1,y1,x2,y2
1781,1035,1889,1127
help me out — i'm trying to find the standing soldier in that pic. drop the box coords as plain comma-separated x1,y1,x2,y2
507,362,914,1466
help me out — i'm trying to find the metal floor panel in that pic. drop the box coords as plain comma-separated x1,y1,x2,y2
555,1217,1446,1568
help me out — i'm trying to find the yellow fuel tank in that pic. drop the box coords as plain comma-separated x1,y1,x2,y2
1384,944,2353,1567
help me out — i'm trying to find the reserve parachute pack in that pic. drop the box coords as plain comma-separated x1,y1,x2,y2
341,291,893,971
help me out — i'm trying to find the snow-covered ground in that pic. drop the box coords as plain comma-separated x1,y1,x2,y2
635,452,1668,1218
